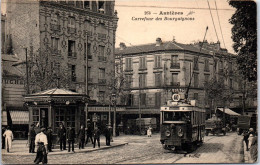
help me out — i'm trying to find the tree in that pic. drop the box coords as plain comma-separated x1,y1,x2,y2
28,47,71,92
229,1,257,82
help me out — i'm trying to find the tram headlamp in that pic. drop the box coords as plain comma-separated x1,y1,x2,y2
177,128,184,137
165,130,171,137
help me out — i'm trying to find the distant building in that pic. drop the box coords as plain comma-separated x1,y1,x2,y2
2,54,28,139
5,0,118,130
115,38,257,124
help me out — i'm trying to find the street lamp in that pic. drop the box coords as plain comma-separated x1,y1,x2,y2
111,93,116,136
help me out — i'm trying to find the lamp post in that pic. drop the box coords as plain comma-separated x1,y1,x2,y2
112,93,116,136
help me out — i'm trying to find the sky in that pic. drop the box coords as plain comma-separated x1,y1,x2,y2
114,0,236,53
1,0,237,53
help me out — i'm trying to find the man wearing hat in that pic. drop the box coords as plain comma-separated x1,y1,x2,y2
104,125,111,146
29,124,36,153
46,127,53,152
34,127,48,164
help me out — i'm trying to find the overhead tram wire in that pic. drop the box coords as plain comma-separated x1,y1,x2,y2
215,0,227,49
207,0,220,43
114,4,235,11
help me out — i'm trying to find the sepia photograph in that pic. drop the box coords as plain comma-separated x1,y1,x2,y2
1,0,257,164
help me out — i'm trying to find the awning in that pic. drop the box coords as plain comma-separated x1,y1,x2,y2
217,108,241,116
9,111,29,124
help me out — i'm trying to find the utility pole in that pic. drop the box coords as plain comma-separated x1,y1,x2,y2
138,75,142,135
85,36,89,126
25,48,29,94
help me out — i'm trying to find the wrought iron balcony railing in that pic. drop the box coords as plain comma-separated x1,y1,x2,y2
50,24,61,32
170,63,180,69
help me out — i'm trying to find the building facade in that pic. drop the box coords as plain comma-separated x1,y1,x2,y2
115,38,257,123
5,0,118,130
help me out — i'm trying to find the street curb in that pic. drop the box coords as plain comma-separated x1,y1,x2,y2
2,142,128,156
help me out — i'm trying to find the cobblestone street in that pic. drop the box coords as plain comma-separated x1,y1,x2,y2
2,132,244,164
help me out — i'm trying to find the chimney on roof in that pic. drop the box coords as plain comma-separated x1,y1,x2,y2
210,41,220,50
172,36,176,42
119,42,126,50
156,37,162,46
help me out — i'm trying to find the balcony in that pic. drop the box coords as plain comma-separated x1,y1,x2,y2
98,79,106,85
98,56,107,62
50,24,61,32
204,68,210,72
125,68,133,72
170,63,180,69
138,67,147,71
68,52,77,58
67,27,77,34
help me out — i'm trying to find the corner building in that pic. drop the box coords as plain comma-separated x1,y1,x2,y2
6,0,118,131
115,38,256,129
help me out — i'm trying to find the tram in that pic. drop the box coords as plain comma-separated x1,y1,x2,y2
160,94,206,152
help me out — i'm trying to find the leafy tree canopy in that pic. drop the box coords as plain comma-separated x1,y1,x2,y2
229,0,257,82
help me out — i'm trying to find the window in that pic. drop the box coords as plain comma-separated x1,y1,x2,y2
32,108,40,125
194,93,198,101
83,1,90,8
51,37,59,51
75,1,83,8
68,17,75,27
204,74,210,84
204,59,209,72
127,94,134,106
55,108,75,132
125,58,132,71
99,45,105,56
171,73,179,86
98,1,105,13
139,74,146,88
194,73,199,87
155,92,161,107
229,78,233,89
87,43,91,59
99,68,105,78
125,75,132,88
171,55,180,68
154,73,161,87
69,65,76,82
194,57,199,70
154,55,161,68
99,91,105,102
68,40,76,57
140,93,146,106
139,57,146,69
55,108,65,131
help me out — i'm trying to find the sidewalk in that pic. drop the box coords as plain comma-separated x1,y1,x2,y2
2,136,128,156
243,141,254,163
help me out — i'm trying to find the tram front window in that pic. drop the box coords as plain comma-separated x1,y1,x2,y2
164,112,191,123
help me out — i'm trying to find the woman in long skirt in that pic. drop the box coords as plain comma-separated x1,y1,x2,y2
3,126,13,152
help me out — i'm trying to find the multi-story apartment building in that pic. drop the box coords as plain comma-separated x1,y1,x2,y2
5,0,118,131
115,38,257,124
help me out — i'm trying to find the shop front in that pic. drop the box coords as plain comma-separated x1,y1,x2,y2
24,88,89,136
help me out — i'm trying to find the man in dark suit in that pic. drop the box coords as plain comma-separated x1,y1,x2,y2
67,125,75,153
104,125,111,146
58,123,66,151
85,124,93,145
93,127,101,148
29,124,36,153
46,127,53,152
78,125,85,149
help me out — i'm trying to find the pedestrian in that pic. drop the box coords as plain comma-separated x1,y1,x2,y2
93,127,101,148
34,127,48,164
78,125,85,149
46,127,53,152
85,124,93,145
250,134,258,162
58,122,66,151
104,125,111,146
2,127,6,149
248,128,254,149
147,126,152,137
35,122,41,134
243,130,250,151
29,124,36,153
3,126,13,152
67,125,75,153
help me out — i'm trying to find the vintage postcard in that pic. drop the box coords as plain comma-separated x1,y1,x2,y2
1,0,257,164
